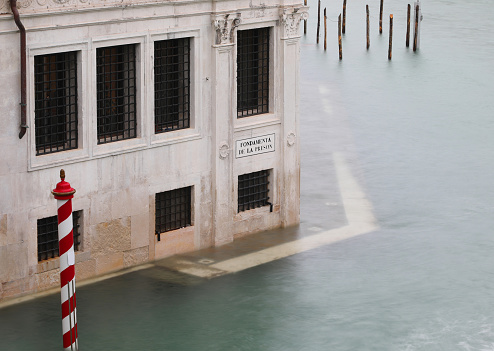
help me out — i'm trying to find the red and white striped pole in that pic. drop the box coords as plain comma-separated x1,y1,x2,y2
52,169,79,351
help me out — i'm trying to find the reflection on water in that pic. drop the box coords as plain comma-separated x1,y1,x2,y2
2,0,494,350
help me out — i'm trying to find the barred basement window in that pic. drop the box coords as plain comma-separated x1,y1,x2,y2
238,170,271,212
155,38,190,133
34,51,78,155
155,187,192,238
97,44,137,144
37,211,82,262
237,27,270,118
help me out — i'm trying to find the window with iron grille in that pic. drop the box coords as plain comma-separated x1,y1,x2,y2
34,51,78,155
238,170,271,212
154,38,190,133
237,27,270,118
37,210,82,262
155,187,192,236
97,44,137,144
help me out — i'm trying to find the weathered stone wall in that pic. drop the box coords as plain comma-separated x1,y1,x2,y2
0,0,306,301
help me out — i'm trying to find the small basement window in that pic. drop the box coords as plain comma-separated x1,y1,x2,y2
238,170,272,212
37,211,82,262
155,187,192,237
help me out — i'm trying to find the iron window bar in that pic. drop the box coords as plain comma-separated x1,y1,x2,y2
97,44,137,144
34,51,78,155
37,211,81,262
238,170,272,213
237,27,270,118
155,187,192,241
154,38,191,133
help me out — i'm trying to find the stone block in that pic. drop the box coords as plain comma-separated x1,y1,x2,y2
36,268,60,292
0,214,7,246
95,252,124,275
0,243,28,283
75,259,96,282
154,226,195,260
91,217,131,256
131,212,150,250
123,246,149,267
1,276,36,300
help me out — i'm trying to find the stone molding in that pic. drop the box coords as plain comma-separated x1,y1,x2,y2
212,13,241,46
280,6,308,39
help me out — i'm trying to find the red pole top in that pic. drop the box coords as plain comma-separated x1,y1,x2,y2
52,169,76,200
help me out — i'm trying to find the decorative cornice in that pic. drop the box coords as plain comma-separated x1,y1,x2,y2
280,6,308,39
212,12,241,45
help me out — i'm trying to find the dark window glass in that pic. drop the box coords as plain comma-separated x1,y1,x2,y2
237,28,270,118
238,170,270,212
155,38,191,133
155,187,192,234
97,44,137,144
37,211,82,262
34,52,78,155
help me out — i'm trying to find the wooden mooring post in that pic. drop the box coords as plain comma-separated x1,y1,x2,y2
304,0,308,34
366,5,370,49
406,4,411,47
342,0,347,34
379,0,383,34
388,14,393,60
413,3,420,51
338,14,342,60
317,0,321,43
324,8,327,50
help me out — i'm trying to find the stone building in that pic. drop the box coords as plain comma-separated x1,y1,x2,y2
0,0,307,301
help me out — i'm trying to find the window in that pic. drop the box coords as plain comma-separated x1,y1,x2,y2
97,44,137,144
34,51,78,155
237,27,270,118
154,38,191,133
155,187,192,236
238,170,271,212
37,211,82,262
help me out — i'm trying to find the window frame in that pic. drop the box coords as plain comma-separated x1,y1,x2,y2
237,169,272,213
155,186,193,238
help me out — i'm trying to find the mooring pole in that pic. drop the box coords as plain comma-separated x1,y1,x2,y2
342,0,347,34
304,0,307,34
379,0,383,34
388,14,393,60
317,0,321,43
52,170,79,351
366,4,370,49
338,13,342,60
406,4,411,47
324,8,327,50
413,1,422,51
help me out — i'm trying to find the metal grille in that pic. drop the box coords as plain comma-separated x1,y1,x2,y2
155,38,190,133
34,52,78,155
238,170,271,212
237,27,270,118
97,44,137,144
155,187,192,236
37,211,81,262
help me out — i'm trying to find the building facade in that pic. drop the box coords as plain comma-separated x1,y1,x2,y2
0,0,307,301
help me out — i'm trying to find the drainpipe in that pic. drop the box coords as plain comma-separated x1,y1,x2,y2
10,0,27,139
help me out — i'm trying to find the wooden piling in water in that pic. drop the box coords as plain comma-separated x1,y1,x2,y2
304,0,308,35
338,14,342,60
406,4,411,47
379,0,383,34
366,5,370,49
317,0,321,43
413,4,419,51
388,14,393,60
324,8,327,50
342,0,347,34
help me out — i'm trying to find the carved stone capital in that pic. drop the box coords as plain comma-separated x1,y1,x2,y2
212,13,241,46
280,7,309,39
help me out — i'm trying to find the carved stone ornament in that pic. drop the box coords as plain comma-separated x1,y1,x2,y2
219,142,230,159
287,132,296,146
280,7,309,39
212,13,241,45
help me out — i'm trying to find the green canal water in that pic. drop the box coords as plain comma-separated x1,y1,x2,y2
1,0,494,350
